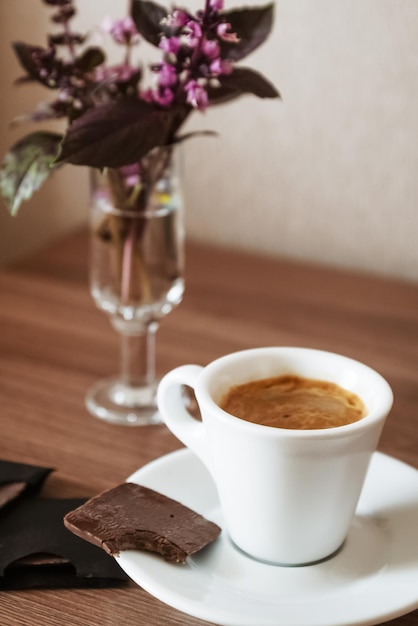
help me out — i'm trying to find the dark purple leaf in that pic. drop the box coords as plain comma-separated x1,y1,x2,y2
42,0,72,5
208,67,280,104
48,32,85,46
12,42,61,89
0,132,62,216
75,47,106,72
219,4,274,62
131,0,168,47
55,99,173,168
173,130,218,144
51,6,75,22
206,82,242,106
13,42,47,84
112,69,143,96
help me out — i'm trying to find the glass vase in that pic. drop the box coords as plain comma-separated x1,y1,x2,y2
85,149,185,426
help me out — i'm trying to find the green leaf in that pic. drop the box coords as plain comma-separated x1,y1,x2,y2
220,4,275,62
131,0,168,47
208,67,280,105
55,99,173,168
0,132,62,216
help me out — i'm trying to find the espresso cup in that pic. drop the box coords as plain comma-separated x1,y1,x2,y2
157,347,393,565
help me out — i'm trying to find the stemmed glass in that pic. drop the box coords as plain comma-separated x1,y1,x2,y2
85,149,184,426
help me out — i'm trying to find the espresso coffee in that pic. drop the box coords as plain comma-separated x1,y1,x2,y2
220,375,367,430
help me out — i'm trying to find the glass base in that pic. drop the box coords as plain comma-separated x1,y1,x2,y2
85,376,162,426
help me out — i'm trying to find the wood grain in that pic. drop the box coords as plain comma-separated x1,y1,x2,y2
1,230,417,626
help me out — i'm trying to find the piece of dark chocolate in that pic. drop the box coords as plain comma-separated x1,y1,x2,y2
0,460,52,510
64,483,221,564
0,482,26,509
0,498,129,589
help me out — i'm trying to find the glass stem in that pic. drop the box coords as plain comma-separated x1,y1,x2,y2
112,318,159,389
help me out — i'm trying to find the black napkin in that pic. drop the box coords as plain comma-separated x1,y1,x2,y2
0,497,129,589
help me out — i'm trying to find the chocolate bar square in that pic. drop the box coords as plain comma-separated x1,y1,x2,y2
0,460,52,510
64,483,221,563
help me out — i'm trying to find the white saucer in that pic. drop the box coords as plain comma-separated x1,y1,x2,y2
117,450,418,626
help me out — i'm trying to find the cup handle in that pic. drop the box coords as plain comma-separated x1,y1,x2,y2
157,365,210,469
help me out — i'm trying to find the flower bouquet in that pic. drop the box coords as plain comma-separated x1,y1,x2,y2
0,0,279,424
0,0,278,213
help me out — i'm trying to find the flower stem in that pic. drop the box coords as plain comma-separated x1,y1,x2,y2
121,219,135,304
120,215,153,305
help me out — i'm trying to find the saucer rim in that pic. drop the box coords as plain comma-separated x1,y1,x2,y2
117,449,418,626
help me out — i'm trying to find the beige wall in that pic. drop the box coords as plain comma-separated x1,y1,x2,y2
1,1,418,281
184,0,418,281
0,0,119,266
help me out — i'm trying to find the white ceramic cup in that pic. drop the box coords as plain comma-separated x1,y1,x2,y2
157,347,393,566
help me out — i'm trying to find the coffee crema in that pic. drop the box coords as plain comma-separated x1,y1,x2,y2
219,375,367,430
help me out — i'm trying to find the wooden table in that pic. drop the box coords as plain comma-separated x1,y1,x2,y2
0,230,417,626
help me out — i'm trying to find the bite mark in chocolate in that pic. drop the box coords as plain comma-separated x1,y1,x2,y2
64,483,221,563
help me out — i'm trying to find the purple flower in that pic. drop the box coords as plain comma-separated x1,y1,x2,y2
142,85,174,108
159,36,181,55
201,38,220,60
209,0,224,11
101,16,140,45
167,9,190,27
184,80,208,110
180,21,203,49
120,163,140,187
157,63,177,88
141,88,154,103
217,22,240,43
185,20,202,40
210,57,233,76
155,87,175,107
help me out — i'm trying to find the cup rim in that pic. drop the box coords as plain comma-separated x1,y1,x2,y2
195,346,393,439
